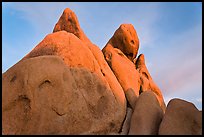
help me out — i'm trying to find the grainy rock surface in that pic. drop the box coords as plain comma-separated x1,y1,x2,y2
103,24,139,61
159,98,202,135
129,91,163,135
135,54,166,112
2,56,125,135
103,47,140,109
52,8,127,114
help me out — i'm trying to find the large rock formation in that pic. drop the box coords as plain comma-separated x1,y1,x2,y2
23,31,99,73
2,56,124,134
159,99,202,135
2,8,202,135
102,24,141,109
52,8,127,117
103,47,140,109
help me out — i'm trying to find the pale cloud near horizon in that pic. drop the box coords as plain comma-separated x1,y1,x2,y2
151,23,202,97
150,23,202,110
196,98,202,103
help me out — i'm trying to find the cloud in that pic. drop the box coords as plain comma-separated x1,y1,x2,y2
196,98,202,103
150,23,202,97
5,2,163,50
140,11,202,110
127,3,162,51
6,2,86,34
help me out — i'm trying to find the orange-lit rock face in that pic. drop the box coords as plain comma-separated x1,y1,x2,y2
21,31,126,132
52,9,126,113
103,47,140,109
53,8,91,44
23,31,99,73
135,54,166,112
103,24,139,61
87,44,127,113
159,99,202,135
102,24,140,109
2,56,126,134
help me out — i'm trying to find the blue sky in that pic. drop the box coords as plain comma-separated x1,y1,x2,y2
2,2,202,110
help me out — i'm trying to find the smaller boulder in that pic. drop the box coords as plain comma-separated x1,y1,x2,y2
159,98,202,135
129,91,163,135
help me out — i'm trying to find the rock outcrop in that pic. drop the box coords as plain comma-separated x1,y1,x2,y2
52,8,127,117
135,54,166,112
23,31,99,73
128,91,163,135
103,24,139,62
102,24,141,109
2,8,202,135
2,56,124,134
103,47,140,109
159,99,202,135
53,8,91,44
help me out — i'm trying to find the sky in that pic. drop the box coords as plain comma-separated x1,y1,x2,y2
2,2,202,110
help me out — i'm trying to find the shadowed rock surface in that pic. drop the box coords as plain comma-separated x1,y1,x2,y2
159,98,202,135
2,56,125,135
129,91,163,135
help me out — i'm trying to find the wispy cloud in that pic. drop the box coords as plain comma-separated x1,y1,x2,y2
124,3,162,50
5,2,163,50
148,23,202,110
196,98,202,103
7,2,86,34
151,24,202,97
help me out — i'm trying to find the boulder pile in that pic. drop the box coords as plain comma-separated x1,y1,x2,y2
2,8,202,135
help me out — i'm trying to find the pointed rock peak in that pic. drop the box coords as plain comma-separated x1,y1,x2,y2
63,8,74,14
135,54,145,68
108,24,140,61
53,8,90,43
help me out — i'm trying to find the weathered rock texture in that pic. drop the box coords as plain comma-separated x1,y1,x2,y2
2,8,202,135
103,24,139,62
52,8,127,117
159,98,202,135
135,54,166,112
23,31,99,73
102,24,141,109
128,91,163,135
53,8,91,44
2,56,124,134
